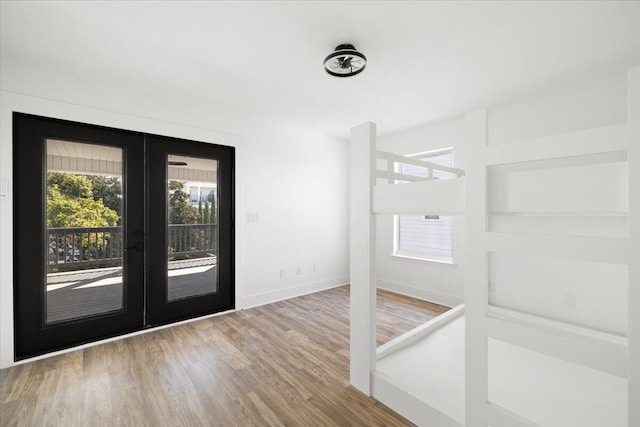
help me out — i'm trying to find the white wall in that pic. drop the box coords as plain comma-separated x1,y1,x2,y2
0,59,349,368
376,70,629,335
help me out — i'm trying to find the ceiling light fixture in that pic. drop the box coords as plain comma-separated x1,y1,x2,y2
323,44,367,77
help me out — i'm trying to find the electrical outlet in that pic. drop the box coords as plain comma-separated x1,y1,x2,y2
563,294,576,309
297,266,303,275
313,264,319,273
279,269,285,279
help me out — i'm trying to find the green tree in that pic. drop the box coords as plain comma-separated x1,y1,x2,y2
47,172,93,199
198,197,203,224
203,200,210,225
87,175,122,221
209,191,216,224
46,173,119,228
168,181,199,224
47,186,119,227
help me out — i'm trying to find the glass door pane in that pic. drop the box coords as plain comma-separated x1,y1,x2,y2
167,154,218,301
14,113,144,360
45,139,124,323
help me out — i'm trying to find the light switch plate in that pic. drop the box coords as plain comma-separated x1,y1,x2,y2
0,179,8,198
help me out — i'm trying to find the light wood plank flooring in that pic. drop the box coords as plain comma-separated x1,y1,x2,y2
1,286,449,426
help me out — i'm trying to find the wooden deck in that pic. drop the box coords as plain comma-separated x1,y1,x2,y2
1,286,449,426
46,258,217,323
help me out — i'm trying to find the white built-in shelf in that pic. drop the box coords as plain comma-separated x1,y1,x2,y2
484,231,628,265
489,211,628,218
485,124,627,167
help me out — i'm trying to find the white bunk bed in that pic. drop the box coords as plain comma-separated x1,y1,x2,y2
349,67,639,427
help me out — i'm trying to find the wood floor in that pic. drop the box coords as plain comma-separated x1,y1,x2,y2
1,286,449,427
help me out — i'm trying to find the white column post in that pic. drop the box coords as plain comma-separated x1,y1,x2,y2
627,67,640,427
350,122,377,395
465,109,489,426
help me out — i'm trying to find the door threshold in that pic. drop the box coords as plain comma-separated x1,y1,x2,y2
11,308,236,368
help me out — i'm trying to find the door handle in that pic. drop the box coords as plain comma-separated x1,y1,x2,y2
125,242,144,252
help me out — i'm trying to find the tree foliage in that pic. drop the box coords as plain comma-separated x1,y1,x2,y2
48,172,93,199
47,173,119,228
87,175,122,221
47,174,205,228
168,181,199,224
203,200,210,225
208,190,217,224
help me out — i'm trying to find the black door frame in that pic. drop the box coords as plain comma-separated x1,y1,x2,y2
13,113,235,360
146,134,235,326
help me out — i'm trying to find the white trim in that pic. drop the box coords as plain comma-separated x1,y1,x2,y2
376,304,464,359
406,146,455,158
464,108,489,427
239,276,348,310
377,278,462,308
627,66,640,427
372,370,463,427
390,253,456,266
485,402,542,427
486,314,627,378
487,305,626,346
376,149,465,177
375,170,434,182
349,122,377,395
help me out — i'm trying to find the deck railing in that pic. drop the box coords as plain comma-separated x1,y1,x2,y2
167,224,218,260
48,224,217,272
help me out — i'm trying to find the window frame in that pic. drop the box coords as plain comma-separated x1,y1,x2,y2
392,147,456,265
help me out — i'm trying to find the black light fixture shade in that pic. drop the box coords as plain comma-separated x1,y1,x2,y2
324,44,367,77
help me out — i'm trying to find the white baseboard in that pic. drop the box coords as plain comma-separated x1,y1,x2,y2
372,370,463,427
377,278,463,308
240,276,349,309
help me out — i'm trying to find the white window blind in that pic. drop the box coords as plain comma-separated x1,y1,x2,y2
395,149,454,262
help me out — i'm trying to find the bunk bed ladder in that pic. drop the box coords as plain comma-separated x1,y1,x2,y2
465,67,639,427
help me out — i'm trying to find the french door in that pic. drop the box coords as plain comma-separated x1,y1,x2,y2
13,113,234,360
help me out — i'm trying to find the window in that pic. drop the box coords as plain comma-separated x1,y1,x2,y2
394,148,454,263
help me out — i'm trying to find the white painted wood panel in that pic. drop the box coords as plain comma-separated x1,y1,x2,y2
376,304,464,359
485,124,626,166
488,253,628,336
376,315,627,427
373,178,465,215
627,66,640,427
486,316,627,378
372,371,463,427
349,122,377,395
464,108,489,427
485,403,542,427
489,161,627,214
485,232,628,265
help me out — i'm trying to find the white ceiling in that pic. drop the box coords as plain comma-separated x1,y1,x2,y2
1,1,639,139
